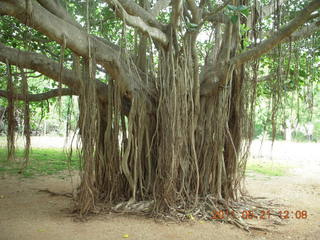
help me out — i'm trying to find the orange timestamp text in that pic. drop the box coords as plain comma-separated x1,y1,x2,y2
211,210,308,220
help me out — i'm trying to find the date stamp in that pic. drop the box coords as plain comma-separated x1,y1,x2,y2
211,210,308,220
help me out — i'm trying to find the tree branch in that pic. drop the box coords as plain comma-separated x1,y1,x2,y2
0,42,78,90
246,19,320,49
37,0,82,29
172,0,183,28
104,0,164,29
0,42,110,101
287,20,320,42
0,0,138,94
202,0,230,24
109,0,168,45
186,0,201,23
0,88,76,102
231,0,320,66
202,12,229,24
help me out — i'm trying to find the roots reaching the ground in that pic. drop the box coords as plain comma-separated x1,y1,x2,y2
10,2,258,229
73,35,257,230
107,194,284,231
3,1,317,232
20,68,31,170
6,60,15,162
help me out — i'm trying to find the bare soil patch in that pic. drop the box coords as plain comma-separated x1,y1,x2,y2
0,139,319,240
0,170,319,240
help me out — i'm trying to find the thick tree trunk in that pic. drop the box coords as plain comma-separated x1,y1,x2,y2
76,43,252,217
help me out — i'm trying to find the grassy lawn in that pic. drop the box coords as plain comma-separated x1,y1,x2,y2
0,147,80,177
246,161,291,176
0,148,291,177
0,136,294,178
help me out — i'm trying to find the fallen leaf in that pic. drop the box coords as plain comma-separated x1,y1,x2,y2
122,234,129,238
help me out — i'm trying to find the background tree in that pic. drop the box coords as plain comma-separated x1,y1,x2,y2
0,0,319,227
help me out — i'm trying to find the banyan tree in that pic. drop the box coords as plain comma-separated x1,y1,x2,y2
0,0,319,226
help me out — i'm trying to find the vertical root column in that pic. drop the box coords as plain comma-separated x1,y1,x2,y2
77,54,99,215
196,67,249,201
153,47,199,213
6,61,15,162
20,68,31,170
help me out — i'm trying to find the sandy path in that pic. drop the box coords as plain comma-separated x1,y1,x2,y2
0,171,319,240
0,139,319,240
0,175,247,240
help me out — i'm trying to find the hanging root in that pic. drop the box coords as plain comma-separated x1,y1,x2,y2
76,37,99,215
20,68,31,171
71,18,281,232
6,60,15,162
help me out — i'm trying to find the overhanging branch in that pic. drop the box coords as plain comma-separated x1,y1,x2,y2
0,88,76,102
172,0,183,28
288,20,320,42
0,42,109,101
37,0,82,29
104,0,164,29
202,0,231,24
106,0,168,45
0,42,79,91
0,0,138,94
231,0,320,65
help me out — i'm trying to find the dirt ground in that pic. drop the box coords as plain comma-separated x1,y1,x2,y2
0,140,319,240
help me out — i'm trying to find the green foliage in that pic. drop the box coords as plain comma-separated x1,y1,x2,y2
0,147,79,177
254,29,320,142
292,131,308,142
0,95,78,136
226,4,250,24
313,122,320,141
0,0,319,144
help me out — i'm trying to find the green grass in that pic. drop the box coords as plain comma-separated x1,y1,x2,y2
0,147,79,177
246,162,290,176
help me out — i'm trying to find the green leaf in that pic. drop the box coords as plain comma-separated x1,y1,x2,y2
227,4,238,11
230,15,238,24
186,22,199,32
240,24,250,35
240,8,250,17
238,5,249,11
187,22,199,28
